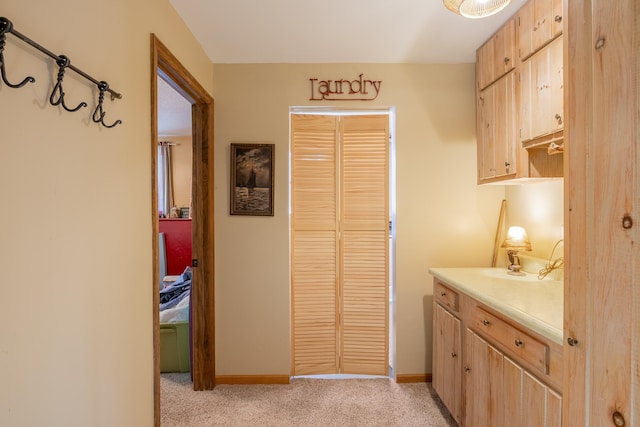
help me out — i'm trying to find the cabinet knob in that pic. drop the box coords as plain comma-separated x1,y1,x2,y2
514,339,523,347
555,113,563,124
554,15,563,23
441,292,447,297
505,162,510,167
504,57,510,64
464,366,471,373
451,352,457,358
481,319,491,326
567,337,579,347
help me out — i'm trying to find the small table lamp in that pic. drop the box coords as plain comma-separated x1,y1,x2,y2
501,226,532,276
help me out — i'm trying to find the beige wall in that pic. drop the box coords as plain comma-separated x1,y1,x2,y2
505,180,564,260
212,64,507,376
0,1,212,426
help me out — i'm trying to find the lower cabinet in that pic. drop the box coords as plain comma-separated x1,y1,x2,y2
463,329,562,427
431,278,562,426
433,303,462,424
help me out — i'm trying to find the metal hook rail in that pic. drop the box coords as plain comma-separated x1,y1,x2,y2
0,16,123,128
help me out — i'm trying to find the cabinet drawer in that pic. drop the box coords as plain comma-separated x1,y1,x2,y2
471,306,549,374
434,281,459,312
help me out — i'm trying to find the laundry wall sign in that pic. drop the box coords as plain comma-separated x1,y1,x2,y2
309,73,382,101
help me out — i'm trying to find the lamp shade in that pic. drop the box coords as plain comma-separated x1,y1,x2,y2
501,226,532,251
443,0,512,18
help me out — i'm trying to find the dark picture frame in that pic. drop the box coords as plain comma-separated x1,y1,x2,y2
230,143,274,216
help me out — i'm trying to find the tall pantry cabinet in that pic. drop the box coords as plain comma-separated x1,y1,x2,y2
564,1,639,426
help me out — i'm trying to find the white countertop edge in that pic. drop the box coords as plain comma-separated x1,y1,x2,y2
429,267,563,345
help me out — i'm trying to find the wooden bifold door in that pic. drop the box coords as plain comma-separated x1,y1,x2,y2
291,113,389,376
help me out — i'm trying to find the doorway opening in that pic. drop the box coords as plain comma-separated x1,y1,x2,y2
150,34,215,426
289,107,397,379
157,73,193,377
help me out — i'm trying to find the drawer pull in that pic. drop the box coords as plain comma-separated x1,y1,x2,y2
481,319,491,326
514,339,523,347
441,292,447,297
554,15,562,23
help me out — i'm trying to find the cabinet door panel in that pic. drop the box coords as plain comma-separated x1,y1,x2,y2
477,39,495,90
478,88,495,180
531,47,551,138
551,0,563,37
533,0,552,52
487,345,504,426
519,66,532,142
464,330,492,427
546,388,562,427
433,304,461,423
549,36,564,132
433,304,445,398
503,357,524,426
494,73,516,176
520,36,564,142
523,371,546,426
478,72,517,182
518,0,534,60
493,19,516,81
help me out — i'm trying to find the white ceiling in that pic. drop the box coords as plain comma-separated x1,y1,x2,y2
158,76,192,137
169,0,527,64
158,0,528,136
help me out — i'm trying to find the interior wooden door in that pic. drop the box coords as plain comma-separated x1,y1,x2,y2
291,113,389,377
340,115,389,375
291,114,339,375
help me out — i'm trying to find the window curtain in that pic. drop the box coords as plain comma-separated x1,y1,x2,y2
158,142,174,216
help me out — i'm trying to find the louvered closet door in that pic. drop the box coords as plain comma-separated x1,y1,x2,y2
340,115,389,375
291,113,389,376
291,114,339,375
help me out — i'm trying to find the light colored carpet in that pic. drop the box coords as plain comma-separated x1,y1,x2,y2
161,374,457,427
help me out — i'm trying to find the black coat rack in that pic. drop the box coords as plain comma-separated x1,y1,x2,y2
0,16,122,128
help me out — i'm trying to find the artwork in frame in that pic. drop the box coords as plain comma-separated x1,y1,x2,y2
230,143,274,216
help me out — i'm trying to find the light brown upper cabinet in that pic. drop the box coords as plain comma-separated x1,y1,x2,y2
518,0,563,61
477,72,518,183
477,18,516,91
519,35,563,143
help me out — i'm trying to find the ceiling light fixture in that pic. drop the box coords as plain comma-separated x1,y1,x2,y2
443,0,512,19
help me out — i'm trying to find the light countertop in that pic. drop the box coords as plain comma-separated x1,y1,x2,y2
428,267,563,345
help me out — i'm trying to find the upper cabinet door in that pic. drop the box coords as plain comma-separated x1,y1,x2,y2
518,0,563,61
549,36,564,133
532,0,552,53
477,73,517,183
517,0,535,60
477,18,516,91
519,35,564,142
477,38,495,91
493,19,516,81
551,0,563,38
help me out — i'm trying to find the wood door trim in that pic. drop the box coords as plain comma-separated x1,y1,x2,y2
151,34,215,427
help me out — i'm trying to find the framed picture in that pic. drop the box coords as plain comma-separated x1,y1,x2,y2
230,143,274,216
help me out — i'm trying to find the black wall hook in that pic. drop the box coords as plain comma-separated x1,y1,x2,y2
0,17,35,88
49,55,87,112
92,81,122,128
0,16,123,129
